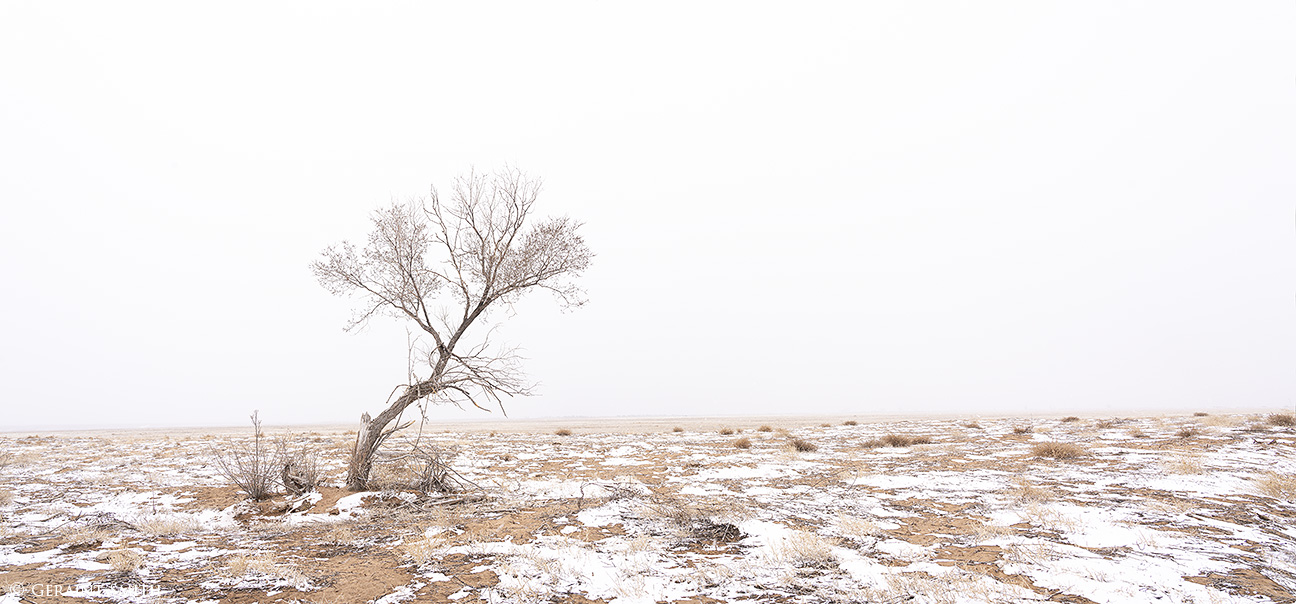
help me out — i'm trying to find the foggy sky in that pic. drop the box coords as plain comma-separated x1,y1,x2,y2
1,2,1293,429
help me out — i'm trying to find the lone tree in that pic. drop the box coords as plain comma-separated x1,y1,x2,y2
313,168,591,490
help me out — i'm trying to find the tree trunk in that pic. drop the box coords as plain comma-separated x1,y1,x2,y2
345,382,437,491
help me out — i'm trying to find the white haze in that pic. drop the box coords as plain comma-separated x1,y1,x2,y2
0,2,1293,429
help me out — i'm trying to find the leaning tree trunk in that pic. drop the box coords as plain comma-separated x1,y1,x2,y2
346,382,436,491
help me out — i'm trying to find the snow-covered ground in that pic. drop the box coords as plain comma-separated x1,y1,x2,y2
1,413,1293,603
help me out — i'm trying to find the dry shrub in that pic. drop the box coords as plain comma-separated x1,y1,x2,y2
672,426,684,433
843,420,858,426
278,439,321,496
646,495,746,544
733,437,752,449
788,438,818,453
769,530,834,567
1060,416,1080,423
757,425,773,432
1255,472,1296,500
1013,425,1033,434
1009,478,1053,503
1175,427,1199,439
1269,414,1296,427
1193,412,1210,417
134,513,202,536
1095,419,1119,429
718,427,735,436
1162,454,1205,475
102,548,143,573
554,429,573,436
212,411,279,500
1031,442,1087,459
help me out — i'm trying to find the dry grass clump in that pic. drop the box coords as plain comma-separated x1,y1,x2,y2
1162,453,1206,475
1009,478,1053,503
554,429,572,436
1012,425,1033,434
224,553,308,586
102,548,144,573
1127,427,1149,439
1193,412,1210,417
866,434,934,448
820,423,832,428
672,426,684,433
134,513,203,536
1030,441,1088,460
1255,472,1296,500
835,515,885,541
1060,416,1080,423
1268,413,1296,427
1095,419,1119,429
62,526,114,547
733,437,752,449
843,420,858,426
788,438,818,453
718,427,735,436
768,530,835,567
757,425,773,433
1175,427,1199,439
962,421,982,429
400,534,445,565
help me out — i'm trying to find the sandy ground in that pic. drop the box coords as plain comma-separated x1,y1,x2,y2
1,412,1294,603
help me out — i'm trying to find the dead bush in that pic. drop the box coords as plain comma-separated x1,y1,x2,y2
733,437,752,449
718,427,735,436
554,429,573,436
788,438,818,453
278,437,321,496
1268,414,1296,427
212,411,279,500
1255,472,1296,499
1031,442,1088,459
102,548,144,573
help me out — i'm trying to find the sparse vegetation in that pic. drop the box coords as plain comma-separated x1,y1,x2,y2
134,513,203,536
1031,441,1087,459
788,438,818,453
1255,472,1296,500
554,429,573,436
103,548,144,573
733,437,752,449
212,411,280,500
865,434,935,448
1268,413,1296,427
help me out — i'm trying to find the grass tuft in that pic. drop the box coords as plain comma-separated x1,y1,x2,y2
103,548,144,573
1268,413,1296,427
1030,441,1088,459
554,429,572,436
843,420,858,426
1060,416,1080,423
1176,427,1199,439
757,425,773,432
672,426,684,433
733,437,752,449
718,427,735,436
788,438,818,453
1013,425,1034,434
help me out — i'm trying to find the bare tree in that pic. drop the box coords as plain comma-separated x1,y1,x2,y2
313,168,592,490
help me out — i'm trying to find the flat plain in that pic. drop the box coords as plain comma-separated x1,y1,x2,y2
1,413,1294,603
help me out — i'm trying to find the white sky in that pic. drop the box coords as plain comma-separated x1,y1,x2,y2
1,2,1293,429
